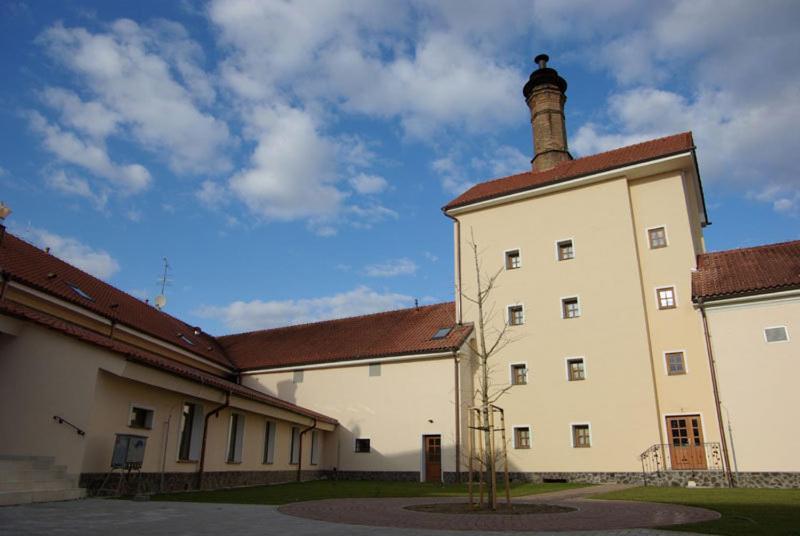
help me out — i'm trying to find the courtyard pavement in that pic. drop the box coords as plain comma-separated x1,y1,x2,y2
0,494,714,536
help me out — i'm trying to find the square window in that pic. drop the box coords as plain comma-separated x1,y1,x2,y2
510,364,527,385
369,363,381,377
657,287,676,309
764,326,789,343
567,358,585,381
355,438,371,453
508,305,524,326
505,250,521,270
648,227,668,249
572,425,591,448
666,352,686,375
293,370,304,384
557,240,574,261
514,427,531,449
129,406,154,429
562,297,580,319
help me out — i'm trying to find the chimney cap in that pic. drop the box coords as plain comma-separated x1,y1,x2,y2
523,53,567,100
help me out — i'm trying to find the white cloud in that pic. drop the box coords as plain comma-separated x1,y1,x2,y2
364,258,417,277
38,19,230,174
29,112,151,193
14,225,120,280
46,169,109,209
195,180,230,208
41,87,121,140
433,144,529,195
229,105,344,221
349,173,388,195
195,285,413,332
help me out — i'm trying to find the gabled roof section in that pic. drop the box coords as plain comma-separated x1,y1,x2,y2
444,132,696,212
0,299,336,425
693,239,800,301
0,232,233,368
219,302,473,371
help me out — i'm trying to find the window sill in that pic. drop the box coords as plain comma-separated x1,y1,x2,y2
176,459,199,464
225,461,242,465
128,425,152,430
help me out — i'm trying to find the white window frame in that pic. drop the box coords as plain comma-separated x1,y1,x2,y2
506,303,525,326
663,349,689,376
508,362,528,386
555,237,576,261
226,412,245,464
763,325,790,343
512,425,532,449
503,247,522,270
564,356,587,381
128,403,155,430
176,401,204,462
569,422,592,448
655,285,678,309
560,295,581,319
646,225,669,249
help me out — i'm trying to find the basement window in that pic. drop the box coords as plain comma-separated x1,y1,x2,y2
355,438,371,453
66,282,94,301
432,327,452,340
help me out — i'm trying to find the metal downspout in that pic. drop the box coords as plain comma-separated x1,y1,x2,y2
698,299,735,487
296,419,317,482
197,391,231,489
453,350,461,483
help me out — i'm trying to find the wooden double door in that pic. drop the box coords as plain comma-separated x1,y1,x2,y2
666,415,707,470
423,435,441,482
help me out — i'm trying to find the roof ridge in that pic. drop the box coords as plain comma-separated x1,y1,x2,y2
700,238,800,257
219,300,456,339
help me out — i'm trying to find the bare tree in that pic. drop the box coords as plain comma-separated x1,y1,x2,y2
461,229,517,509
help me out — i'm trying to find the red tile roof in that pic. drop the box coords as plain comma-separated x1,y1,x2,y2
219,302,473,371
0,299,336,424
0,233,233,368
444,132,696,211
693,239,800,301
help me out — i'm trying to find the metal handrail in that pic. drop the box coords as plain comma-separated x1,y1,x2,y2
53,415,86,436
640,441,723,480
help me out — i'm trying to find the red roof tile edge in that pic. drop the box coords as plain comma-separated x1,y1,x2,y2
443,132,696,211
0,300,337,425
692,239,800,301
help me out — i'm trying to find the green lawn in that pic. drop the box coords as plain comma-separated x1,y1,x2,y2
593,486,800,536
150,480,585,505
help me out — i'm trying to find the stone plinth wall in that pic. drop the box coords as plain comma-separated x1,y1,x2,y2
327,470,420,482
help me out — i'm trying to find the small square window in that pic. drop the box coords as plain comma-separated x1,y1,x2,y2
666,352,686,375
764,326,789,343
648,227,668,249
505,250,521,270
508,305,524,326
572,425,591,448
293,370,304,384
129,406,154,429
369,363,381,377
514,427,531,449
557,240,574,261
510,364,527,385
567,358,585,381
657,287,676,309
562,297,580,319
355,438,371,453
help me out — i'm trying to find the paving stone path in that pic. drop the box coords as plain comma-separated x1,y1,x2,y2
278,483,721,532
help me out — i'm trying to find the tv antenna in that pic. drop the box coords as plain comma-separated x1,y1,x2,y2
154,257,171,310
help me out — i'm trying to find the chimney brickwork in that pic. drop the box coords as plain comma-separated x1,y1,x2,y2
523,54,572,172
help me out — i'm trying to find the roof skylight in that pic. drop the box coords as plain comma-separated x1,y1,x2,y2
177,333,195,346
431,327,452,340
66,283,94,301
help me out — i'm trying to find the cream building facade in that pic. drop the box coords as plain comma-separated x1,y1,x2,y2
1,56,798,503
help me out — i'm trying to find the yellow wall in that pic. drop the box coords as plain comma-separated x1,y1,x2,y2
706,295,800,471
244,355,462,479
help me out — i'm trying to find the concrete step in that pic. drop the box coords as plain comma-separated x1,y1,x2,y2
0,477,80,492
0,466,67,482
0,487,85,506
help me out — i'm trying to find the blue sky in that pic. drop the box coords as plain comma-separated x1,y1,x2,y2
1,0,798,335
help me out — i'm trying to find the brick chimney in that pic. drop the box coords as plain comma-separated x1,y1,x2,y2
523,54,572,172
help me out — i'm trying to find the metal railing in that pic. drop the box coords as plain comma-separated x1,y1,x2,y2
640,442,723,477
53,415,86,436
